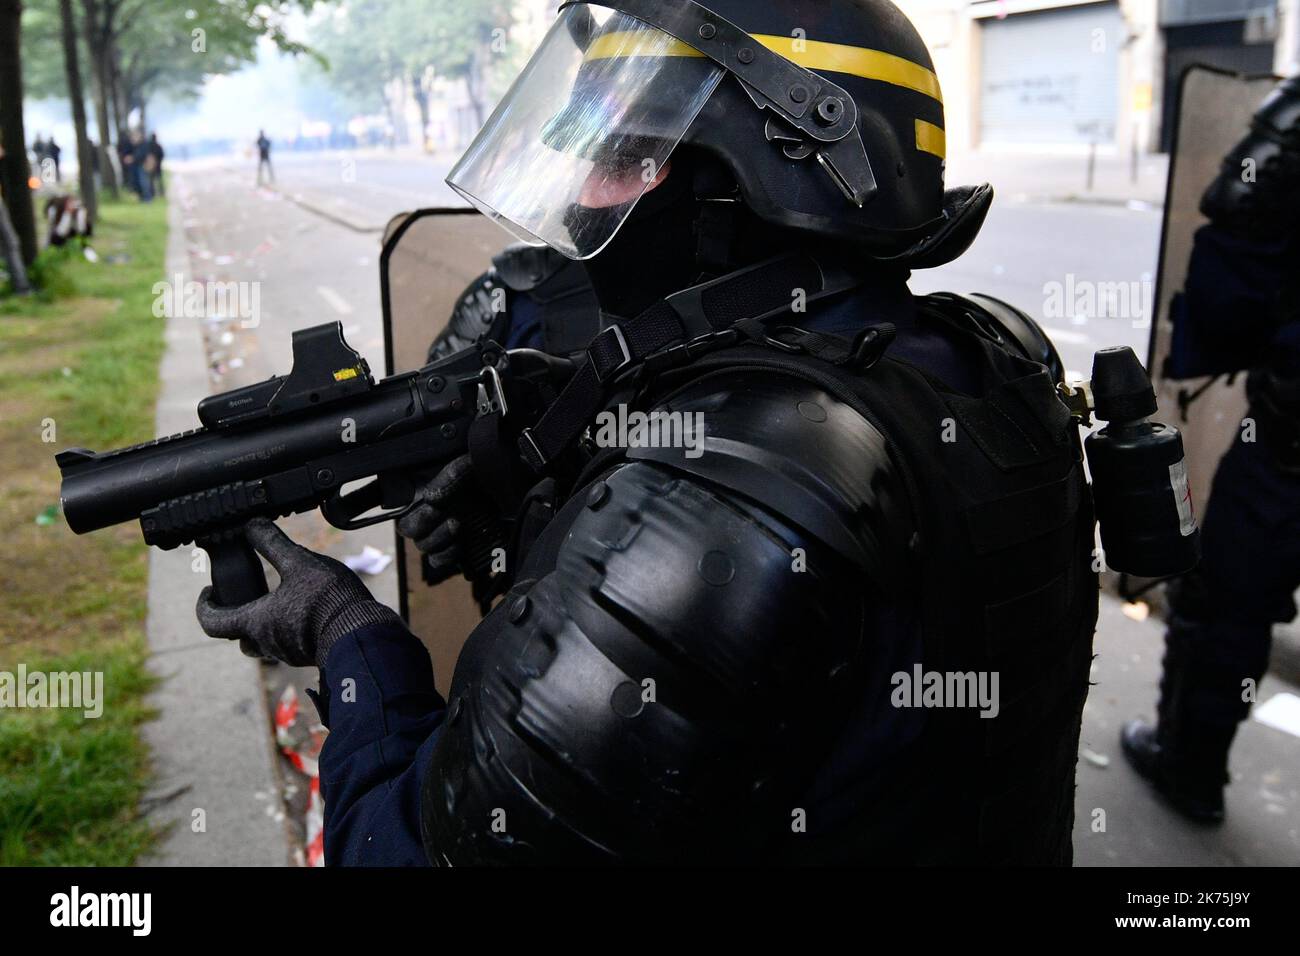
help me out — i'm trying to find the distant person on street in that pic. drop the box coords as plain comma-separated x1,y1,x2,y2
147,133,165,198
47,137,62,183
44,195,92,247
256,130,274,186
89,140,101,191
131,130,153,202
118,137,138,195
31,135,48,177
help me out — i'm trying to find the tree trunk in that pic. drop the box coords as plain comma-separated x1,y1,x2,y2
109,36,129,139
0,187,32,294
383,80,400,149
106,69,119,137
464,50,487,129
396,75,410,146
81,0,118,199
0,0,38,266
412,73,430,152
137,95,146,134
59,0,97,221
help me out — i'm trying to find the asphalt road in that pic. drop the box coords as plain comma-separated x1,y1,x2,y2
167,153,1297,866
915,198,1160,380
257,149,1161,379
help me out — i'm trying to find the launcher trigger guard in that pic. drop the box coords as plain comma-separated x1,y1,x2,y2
320,480,417,531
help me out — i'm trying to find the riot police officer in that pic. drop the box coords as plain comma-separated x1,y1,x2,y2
198,0,1103,864
1121,76,1300,825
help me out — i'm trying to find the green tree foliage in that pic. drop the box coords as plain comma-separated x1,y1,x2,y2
19,0,67,103
310,0,516,138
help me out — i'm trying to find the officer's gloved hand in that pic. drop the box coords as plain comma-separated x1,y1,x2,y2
395,454,477,586
196,518,400,667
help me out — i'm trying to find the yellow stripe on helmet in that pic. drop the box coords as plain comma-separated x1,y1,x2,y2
914,118,946,159
583,30,943,104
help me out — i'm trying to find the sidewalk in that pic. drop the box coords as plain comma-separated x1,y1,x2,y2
947,148,1169,208
141,164,405,865
137,191,295,867
1077,594,1300,865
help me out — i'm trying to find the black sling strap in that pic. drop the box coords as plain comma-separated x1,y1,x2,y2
518,253,862,470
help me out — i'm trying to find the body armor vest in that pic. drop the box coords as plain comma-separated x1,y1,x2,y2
568,301,1097,864
436,287,1098,865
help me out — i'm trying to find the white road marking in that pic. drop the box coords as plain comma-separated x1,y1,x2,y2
317,286,354,316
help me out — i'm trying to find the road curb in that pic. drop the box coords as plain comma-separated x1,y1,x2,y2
275,187,387,234
136,186,296,866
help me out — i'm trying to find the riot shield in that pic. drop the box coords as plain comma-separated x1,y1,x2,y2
380,208,513,695
1138,65,1279,597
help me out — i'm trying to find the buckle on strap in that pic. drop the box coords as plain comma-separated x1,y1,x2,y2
475,365,509,419
519,428,546,470
588,324,633,385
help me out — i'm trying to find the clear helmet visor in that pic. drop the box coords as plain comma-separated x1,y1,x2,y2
447,4,724,260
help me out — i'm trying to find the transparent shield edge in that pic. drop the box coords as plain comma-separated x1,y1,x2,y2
445,6,724,260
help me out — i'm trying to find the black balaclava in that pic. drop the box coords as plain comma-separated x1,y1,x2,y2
578,147,800,319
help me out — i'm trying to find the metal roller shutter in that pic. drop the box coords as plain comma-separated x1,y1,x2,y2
979,2,1125,146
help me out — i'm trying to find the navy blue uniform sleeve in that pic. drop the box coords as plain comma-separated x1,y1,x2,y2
312,621,446,866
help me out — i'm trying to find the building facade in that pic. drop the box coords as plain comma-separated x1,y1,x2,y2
899,0,1299,156
423,1,1298,159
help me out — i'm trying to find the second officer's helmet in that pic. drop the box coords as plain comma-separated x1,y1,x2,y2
448,0,957,261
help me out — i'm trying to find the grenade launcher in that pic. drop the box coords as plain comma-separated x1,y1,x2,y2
56,322,571,607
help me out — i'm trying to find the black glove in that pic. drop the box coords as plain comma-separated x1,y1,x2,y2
395,454,477,586
196,518,400,667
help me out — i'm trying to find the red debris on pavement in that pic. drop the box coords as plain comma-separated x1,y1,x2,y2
274,685,326,866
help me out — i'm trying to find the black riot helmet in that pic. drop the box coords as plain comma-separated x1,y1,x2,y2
448,0,986,264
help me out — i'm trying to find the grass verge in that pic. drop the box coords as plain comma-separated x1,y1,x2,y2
0,197,168,865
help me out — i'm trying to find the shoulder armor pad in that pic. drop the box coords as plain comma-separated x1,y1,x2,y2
455,271,499,320
491,243,572,293
1200,76,1300,239
624,371,915,589
421,454,873,863
964,293,1066,384
427,271,502,362
921,291,1065,384
1255,75,1300,144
